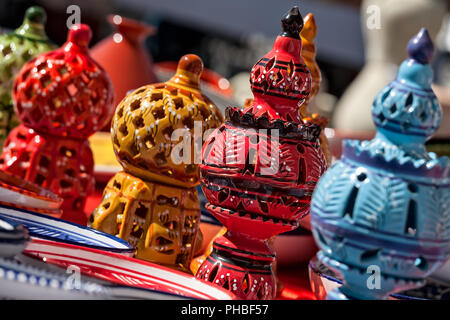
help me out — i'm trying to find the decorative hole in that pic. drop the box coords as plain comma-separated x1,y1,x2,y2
407,183,418,193
414,256,428,271
40,74,51,87
134,204,148,219
182,116,194,129
208,265,219,282
60,179,72,188
132,116,145,128
343,186,359,219
130,99,141,111
113,180,122,190
150,92,163,101
242,273,250,294
152,106,165,120
162,126,174,140
297,144,305,154
34,173,46,185
66,83,78,97
360,248,380,262
357,172,367,182
287,59,294,77
405,93,413,106
218,188,230,203
119,123,128,136
389,103,397,114
265,57,275,71
381,89,391,102
154,152,167,166
404,200,417,236
142,134,155,149
173,97,184,110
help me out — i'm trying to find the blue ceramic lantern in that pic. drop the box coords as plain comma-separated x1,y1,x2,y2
310,28,450,300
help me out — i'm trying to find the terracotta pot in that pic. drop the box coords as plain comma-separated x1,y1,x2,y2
91,15,158,122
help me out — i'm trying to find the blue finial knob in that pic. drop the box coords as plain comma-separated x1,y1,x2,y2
407,28,434,64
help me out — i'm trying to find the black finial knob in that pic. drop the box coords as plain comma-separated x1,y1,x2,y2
281,6,303,39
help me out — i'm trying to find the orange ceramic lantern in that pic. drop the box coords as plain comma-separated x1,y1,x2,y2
299,13,331,166
89,54,223,271
0,24,114,225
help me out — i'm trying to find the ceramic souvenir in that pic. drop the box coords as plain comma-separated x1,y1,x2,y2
91,14,158,120
190,12,326,276
0,217,29,258
0,6,55,149
195,6,327,300
0,253,188,299
25,238,235,300
299,13,331,167
89,54,223,272
0,24,114,225
0,256,110,299
309,257,450,300
310,29,450,300
0,204,134,255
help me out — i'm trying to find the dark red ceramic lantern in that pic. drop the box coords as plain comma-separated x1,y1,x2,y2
195,7,327,299
0,24,114,225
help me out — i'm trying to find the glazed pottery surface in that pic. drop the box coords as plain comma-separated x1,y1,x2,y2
195,6,327,300
25,238,235,300
0,24,114,225
0,6,55,148
89,54,223,272
310,28,450,300
0,204,134,254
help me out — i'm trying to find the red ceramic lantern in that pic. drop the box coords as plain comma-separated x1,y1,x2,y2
195,7,327,299
0,24,114,225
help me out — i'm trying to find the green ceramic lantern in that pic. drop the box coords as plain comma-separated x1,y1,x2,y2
0,6,55,148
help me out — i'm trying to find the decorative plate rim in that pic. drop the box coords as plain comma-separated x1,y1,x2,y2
0,204,135,254
0,170,62,206
25,238,236,300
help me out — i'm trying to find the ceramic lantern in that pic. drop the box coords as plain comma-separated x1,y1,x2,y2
0,6,55,149
195,6,327,300
189,11,328,280
89,54,224,272
311,29,450,300
0,24,114,225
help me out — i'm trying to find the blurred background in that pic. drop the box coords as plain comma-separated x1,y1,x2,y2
1,0,450,145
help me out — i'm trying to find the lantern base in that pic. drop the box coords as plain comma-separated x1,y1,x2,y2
0,125,94,225
196,230,276,300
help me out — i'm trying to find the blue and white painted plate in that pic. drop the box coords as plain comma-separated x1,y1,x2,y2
0,205,134,255
0,256,188,300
